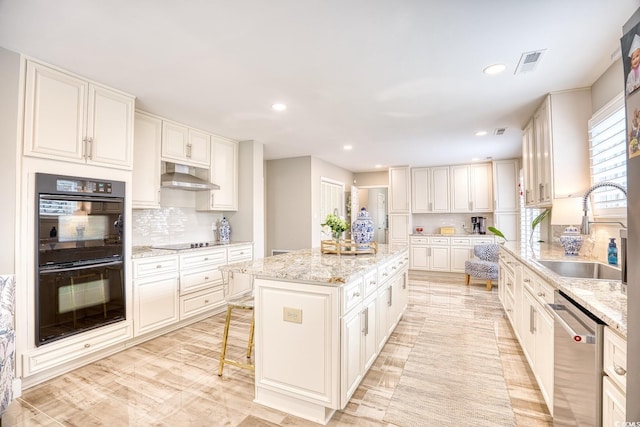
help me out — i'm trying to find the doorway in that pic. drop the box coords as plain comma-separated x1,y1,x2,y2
353,187,388,244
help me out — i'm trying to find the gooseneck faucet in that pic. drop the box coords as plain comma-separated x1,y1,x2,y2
580,181,627,235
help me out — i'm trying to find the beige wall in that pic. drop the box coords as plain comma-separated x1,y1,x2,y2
0,47,20,274
591,59,624,112
265,157,312,255
353,171,388,187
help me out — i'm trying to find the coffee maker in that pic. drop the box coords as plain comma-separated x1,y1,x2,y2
471,216,487,234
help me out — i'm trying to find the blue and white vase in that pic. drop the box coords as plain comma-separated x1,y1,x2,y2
219,217,231,243
559,226,583,256
352,207,375,250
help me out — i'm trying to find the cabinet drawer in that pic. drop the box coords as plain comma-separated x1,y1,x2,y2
535,280,555,305
23,322,131,376
228,244,253,263
363,270,378,298
450,237,472,246
180,267,222,295
429,236,450,245
410,236,429,245
180,287,225,319
603,327,627,393
472,237,494,245
378,261,393,284
342,280,363,315
133,255,179,278
180,249,226,269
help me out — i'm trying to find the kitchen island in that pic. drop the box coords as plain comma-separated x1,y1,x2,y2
220,244,409,425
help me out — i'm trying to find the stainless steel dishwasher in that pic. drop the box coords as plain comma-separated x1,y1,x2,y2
549,290,604,426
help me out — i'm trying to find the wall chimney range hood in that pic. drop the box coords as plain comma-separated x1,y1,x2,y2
161,163,219,191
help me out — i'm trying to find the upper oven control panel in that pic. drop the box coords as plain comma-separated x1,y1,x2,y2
56,178,112,194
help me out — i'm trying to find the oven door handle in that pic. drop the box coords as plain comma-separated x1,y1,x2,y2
40,260,123,274
39,194,122,204
548,303,596,344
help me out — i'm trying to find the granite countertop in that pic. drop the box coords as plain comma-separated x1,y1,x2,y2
132,241,252,259
220,244,408,286
410,233,494,237
501,241,627,337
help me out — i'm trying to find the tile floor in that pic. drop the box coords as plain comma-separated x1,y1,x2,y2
2,274,553,426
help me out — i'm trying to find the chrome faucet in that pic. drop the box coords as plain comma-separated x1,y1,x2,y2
579,182,627,235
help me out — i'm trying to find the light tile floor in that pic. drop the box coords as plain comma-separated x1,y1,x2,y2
2,275,553,426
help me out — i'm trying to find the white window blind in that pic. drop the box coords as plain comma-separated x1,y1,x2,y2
588,92,627,216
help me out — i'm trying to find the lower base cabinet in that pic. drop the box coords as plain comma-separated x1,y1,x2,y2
602,376,626,425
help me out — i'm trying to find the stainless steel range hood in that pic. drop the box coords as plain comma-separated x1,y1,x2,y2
161,163,220,191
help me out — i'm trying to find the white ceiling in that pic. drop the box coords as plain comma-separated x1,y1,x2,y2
1,0,639,172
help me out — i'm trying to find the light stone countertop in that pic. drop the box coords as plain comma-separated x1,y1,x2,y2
220,244,409,286
132,241,252,259
501,241,627,337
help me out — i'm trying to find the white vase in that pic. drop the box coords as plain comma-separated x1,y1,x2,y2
352,207,375,250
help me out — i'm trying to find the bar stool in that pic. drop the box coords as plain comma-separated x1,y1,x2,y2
218,272,255,376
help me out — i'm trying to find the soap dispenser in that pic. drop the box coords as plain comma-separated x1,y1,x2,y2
608,238,618,265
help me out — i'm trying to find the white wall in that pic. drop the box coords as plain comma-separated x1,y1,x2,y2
0,47,20,274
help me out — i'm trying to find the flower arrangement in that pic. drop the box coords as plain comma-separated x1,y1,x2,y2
321,213,348,240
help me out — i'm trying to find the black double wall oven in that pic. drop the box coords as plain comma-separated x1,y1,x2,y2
36,173,126,346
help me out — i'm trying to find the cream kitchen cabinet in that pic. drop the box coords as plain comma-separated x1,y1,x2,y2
179,248,227,319
132,111,162,209
23,60,134,169
411,166,450,213
409,236,450,272
449,236,494,273
132,255,180,336
389,214,409,245
603,376,626,426
389,167,410,213
450,163,493,212
196,136,239,211
161,120,211,168
602,326,627,425
522,90,591,207
493,159,520,242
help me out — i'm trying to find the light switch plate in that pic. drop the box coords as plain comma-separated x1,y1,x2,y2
283,307,302,324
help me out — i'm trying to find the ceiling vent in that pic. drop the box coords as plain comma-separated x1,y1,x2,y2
494,127,506,136
515,49,546,74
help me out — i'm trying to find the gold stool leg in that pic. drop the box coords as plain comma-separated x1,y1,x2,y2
465,274,470,285
486,279,492,291
246,309,255,358
218,305,233,376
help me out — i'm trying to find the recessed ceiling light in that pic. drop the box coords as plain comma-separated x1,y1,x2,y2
475,130,488,136
375,164,383,168
483,63,506,75
343,145,353,151
272,103,287,111
471,157,480,162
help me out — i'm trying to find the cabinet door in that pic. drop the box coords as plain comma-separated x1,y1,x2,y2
521,290,536,367
389,167,410,213
161,121,189,162
494,213,518,243
133,112,162,209
535,305,554,407
492,160,519,212
376,285,391,351
469,163,493,212
411,168,430,212
534,98,552,205
211,137,238,210
388,214,409,244
450,165,471,212
87,84,134,169
522,120,537,207
430,246,450,272
431,166,450,212
602,376,626,427
410,246,429,270
187,129,211,167
23,61,87,162
362,298,377,371
450,246,472,273
134,275,179,336
341,307,364,407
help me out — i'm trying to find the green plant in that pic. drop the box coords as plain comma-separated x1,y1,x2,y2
530,208,551,243
488,226,506,241
321,213,348,236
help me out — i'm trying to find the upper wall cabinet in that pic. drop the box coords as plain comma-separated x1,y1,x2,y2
411,166,450,213
23,60,135,170
522,90,591,207
161,120,210,168
196,136,239,211
132,111,162,209
493,159,519,212
389,167,410,213
450,163,493,213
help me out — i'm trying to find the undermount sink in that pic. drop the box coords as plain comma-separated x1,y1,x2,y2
536,259,621,281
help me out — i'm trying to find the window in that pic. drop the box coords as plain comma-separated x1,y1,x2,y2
320,178,345,236
588,92,627,217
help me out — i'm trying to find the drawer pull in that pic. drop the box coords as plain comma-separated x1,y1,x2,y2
523,278,530,283
352,291,361,297
614,365,627,376
369,280,376,285
84,343,90,349
204,299,210,304
156,265,162,269
537,291,545,297
507,281,512,287
204,276,209,280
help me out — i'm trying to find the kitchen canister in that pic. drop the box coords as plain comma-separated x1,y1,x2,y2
559,226,583,256
219,217,231,243
352,207,375,250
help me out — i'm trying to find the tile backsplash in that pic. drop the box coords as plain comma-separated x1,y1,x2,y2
132,207,223,246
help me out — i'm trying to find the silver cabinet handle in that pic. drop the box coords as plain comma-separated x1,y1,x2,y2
429,201,433,211
529,305,536,334
537,291,545,297
362,307,369,335
87,137,93,159
204,299,209,304
204,276,209,280
388,287,393,306
352,291,361,298
614,365,627,376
